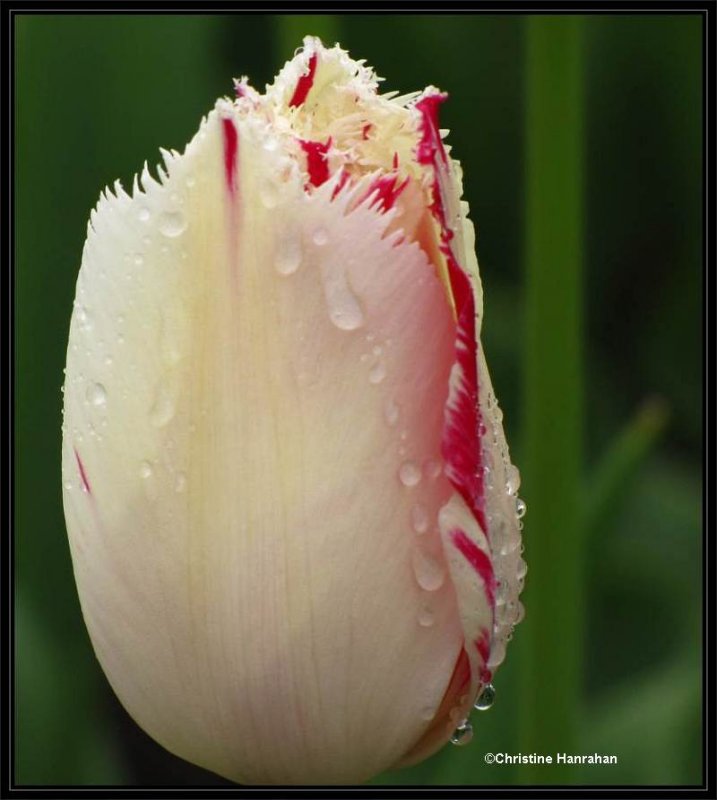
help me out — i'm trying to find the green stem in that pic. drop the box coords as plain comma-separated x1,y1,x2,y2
519,16,585,782
274,15,341,64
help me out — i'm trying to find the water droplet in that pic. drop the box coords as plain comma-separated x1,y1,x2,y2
312,227,328,246
369,362,386,384
77,306,93,332
174,472,187,493
411,504,429,534
514,600,526,624
142,235,152,247
505,464,521,495
420,705,436,721
86,383,107,407
399,461,421,487
474,683,496,711
64,480,73,491
418,606,435,627
159,211,187,238
412,548,446,592
424,459,442,479
133,253,144,266
139,461,153,479
384,398,400,427
516,557,528,580
185,175,196,188
138,207,151,222
275,235,302,275
450,721,473,746
516,498,527,519
260,180,279,208
487,641,507,669
372,345,383,357
150,383,175,427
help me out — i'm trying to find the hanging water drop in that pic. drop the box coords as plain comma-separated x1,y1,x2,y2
516,497,527,519
474,683,496,711
139,461,153,479
450,721,473,746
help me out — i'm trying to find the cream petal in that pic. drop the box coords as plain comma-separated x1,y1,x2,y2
62,100,465,784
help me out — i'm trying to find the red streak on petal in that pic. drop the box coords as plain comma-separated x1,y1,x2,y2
392,152,399,170
474,629,493,683
289,52,318,107
222,118,238,194
451,528,495,608
361,123,373,140
417,92,487,537
331,167,351,200
416,92,449,167
74,448,91,495
299,138,331,188
361,173,409,213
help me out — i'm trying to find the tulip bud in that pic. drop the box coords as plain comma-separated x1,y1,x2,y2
62,37,526,785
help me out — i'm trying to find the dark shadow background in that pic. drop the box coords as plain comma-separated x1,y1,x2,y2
15,13,702,786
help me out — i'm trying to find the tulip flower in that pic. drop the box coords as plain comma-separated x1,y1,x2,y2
61,37,526,785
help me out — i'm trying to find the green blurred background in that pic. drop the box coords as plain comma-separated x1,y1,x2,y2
15,13,703,787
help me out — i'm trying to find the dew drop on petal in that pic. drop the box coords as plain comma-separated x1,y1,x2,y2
86,383,107,407
399,461,421,487
474,683,496,711
424,459,442,480
260,180,280,209
505,464,521,495
174,472,187,493
516,497,527,519
417,606,435,627
159,211,187,238
312,227,328,246
150,383,175,427
139,461,153,479
384,397,400,427
275,236,302,276
412,548,446,592
368,361,386,384
450,721,473,746
411,504,429,534
138,207,151,222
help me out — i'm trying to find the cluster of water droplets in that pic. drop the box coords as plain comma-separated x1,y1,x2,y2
480,387,527,675
449,683,497,747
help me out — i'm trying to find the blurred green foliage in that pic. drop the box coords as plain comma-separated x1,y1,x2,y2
15,13,702,786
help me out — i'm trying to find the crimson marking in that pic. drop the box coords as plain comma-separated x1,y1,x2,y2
361,173,409,213
474,629,493,683
299,138,331,188
450,528,495,609
74,448,91,495
289,52,318,107
416,92,487,536
222,118,238,194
